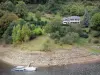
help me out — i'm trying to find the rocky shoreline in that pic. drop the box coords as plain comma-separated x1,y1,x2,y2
0,45,100,67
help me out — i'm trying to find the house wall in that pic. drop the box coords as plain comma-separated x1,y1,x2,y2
63,18,80,24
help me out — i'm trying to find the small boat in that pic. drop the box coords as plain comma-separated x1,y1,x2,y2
11,66,37,72
24,67,37,71
11,66,25,71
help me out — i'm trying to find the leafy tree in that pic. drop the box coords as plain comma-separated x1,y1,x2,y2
0,13,18,38
12,24,21,44
70,4,84,16
21,24,31,42
91,12,100,38
45,18,81,44
91,12,100,31
12,24,32,44
0,10,5,17
60,32,79,44
4,1,15,12
15,1,28,18
35,11,41,21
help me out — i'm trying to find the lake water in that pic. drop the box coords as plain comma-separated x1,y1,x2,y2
1,60,100,75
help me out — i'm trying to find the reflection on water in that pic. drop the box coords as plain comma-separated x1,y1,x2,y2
0,60,13,69
1,60,100,75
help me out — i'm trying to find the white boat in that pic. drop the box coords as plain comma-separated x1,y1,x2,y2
11,66,25,71
24,67,37,71
11,66,37,71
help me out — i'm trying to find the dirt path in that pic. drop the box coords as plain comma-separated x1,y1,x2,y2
0,45,100,67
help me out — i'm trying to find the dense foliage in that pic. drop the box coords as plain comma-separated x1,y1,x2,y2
0,0,100,45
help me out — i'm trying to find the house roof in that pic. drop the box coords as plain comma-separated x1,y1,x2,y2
69,16,80,19
63,16,80,21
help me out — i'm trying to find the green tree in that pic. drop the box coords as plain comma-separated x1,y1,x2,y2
3,1,15,12
83,9,90,27
35,11,41,21
12,24,21,44
91,12,100,31
15,1,28,18
0,13,18,38
21,24,31,42
91,12,100,38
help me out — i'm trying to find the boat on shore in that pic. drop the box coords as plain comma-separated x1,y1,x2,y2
11,65,37,72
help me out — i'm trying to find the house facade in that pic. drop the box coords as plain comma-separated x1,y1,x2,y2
62,16,80,24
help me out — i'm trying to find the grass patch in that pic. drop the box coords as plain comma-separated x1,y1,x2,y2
90,49,100,53
75,38,89,46
89,48,100,55
17,35,73,51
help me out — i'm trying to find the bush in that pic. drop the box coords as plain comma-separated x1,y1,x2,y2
80,32,89,38
91,12,100,31
91,12,100,39
0,10,5,17
35,11,41,21
91,30,100,37
12,24,21,44
15,1,28,18
0,1,15,12
33,27,43,36
21,24,31,42
0,12,18,27
41,39,51,52
90,38,100,44
70,4,84,16
83,9,90,27
0,12,18,38
36,4,45,12
50,31,60,40
60,32,79,44
45,18,62,33
70,24,82,34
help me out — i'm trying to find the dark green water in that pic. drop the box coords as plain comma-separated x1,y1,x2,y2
1,60,100,75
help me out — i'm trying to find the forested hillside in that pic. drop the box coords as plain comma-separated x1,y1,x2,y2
0,0,100,49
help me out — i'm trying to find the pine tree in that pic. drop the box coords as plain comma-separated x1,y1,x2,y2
83,9,90,27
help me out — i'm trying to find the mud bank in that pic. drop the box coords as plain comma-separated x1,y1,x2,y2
0,46,100,67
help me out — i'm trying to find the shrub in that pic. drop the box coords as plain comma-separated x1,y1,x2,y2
0,10,5,17
83,9,90,27
35,11,41,21
12,24,21,44
36,4,45,12
0,12,18,27
21,24,31,42
33,27,43,36
0,13,18,38
70,4,84,16
70,24,82,34
45,18,62,33
79,32,89,38
91,12,100,39
25,12,34,22
91,12,100,31
41,39,51,52
4,1,15,12
50,31,60,40
90,38,100,44
15,1,28,18
91,30,100,37
60,32,79,44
